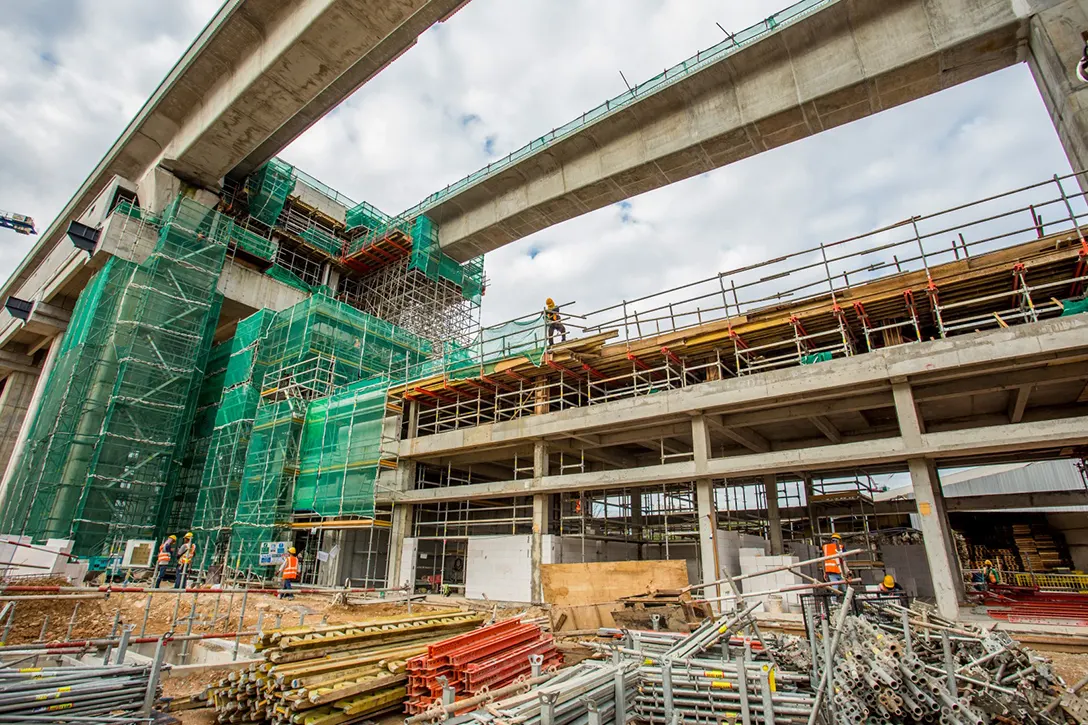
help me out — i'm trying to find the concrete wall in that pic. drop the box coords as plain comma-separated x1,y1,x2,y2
739,549,802,613
466,535,533,601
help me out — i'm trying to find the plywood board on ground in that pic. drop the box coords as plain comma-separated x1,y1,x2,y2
541,560,689,607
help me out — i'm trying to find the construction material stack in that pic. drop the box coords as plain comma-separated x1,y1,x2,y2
205,610,483,724
405,618,561,714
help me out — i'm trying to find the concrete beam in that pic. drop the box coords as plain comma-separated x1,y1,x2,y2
708,417,771,453
427,0,1049,261
391,413,1088,503
809,415,843,444
1008,384,1033,423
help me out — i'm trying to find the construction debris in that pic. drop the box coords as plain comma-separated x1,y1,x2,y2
203,610,482,723
405,617,561,714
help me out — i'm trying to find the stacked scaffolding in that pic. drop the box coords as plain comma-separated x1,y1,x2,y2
228,295,431,571
0,197,229,555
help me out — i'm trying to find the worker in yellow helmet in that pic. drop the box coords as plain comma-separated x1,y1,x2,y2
175,532,197,590
545,298,566,347
982,559,1001,588
154,535,177,588
278,546,299,599
879,573,903,594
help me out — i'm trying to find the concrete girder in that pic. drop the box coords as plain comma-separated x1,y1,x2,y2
429,0,1058,261
390,413,1088,503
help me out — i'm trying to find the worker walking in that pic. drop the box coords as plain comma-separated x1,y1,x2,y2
154,535,176,588
823,532,849,594
175,532,197,589
278,547,299,599
545,298,566,346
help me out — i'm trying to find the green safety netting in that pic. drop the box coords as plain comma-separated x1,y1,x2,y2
1060,298,1088,316
347,214,486,304
293,376,388,518
402,313,546,382
190,309,275,569
345,200,391,232
0,196,229,555
246,159,296,226
225,294,433,570
229,224,277,262
801,351,833,365
298,226,343,258
265,264,315,294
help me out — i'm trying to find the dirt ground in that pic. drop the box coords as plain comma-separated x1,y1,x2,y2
0,580,466,645
1036,649,1088,686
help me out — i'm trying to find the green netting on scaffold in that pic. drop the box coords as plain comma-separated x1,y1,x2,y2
1060,297,1088,316
402,313,546,383
229,224,277,262
298,225,343,258
293,377,388,518
345,200,391,233
0,196,230,555
247,158,296,226
229,398,305,572
190,308,276,569
265,264,315,294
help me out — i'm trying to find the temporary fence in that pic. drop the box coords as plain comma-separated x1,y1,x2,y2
0,196,229,556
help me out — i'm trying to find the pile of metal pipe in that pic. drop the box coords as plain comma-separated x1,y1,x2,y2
0,660,164,723
206,611,484,723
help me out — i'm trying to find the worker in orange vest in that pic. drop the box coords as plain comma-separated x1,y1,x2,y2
822,532,849,593
278,547,299,599
175,532,197,589
154,535,176,588
545,298,567,346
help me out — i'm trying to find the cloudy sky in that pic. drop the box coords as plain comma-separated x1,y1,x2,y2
0,0,1076,329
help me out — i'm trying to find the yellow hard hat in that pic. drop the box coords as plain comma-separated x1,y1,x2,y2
831,533,842,540
168,534,177,540
184,532,193,539
545,298,555,307
288,547,296,554
984,559,992,566
883,575,895,588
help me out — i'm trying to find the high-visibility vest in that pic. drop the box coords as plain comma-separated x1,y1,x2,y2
823,543,842,574
157,541,172,565
179,542,196,565
282,555,299,581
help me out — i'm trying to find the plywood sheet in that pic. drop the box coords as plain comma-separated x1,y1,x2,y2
541,560,689,607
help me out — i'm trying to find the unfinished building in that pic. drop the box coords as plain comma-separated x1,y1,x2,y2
1,0,1088,626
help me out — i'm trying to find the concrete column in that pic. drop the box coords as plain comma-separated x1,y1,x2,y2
530,440,550,603
630,488,644,560
764,474,784,555
1029,0,1088,193
894,381,961,619
803,474,819,542
385,504,413,589
0,335,60,509
907,459,962,620
696,479,719,588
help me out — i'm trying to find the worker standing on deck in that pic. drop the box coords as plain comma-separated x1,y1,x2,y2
545,298,566,346
154,535,176,588
278,547,299,599
175,532,196,589
823,533,848,594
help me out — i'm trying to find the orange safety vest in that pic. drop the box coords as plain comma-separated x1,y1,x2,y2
157,541,172,565
282,555,299,581
179,542,196,565
823,542,842,574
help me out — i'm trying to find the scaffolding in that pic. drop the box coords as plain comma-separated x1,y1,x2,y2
226,295,431,571
0,196,229,555
245,158,296,226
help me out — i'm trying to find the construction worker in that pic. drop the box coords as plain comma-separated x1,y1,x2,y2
154,535,176,588
982,559,1001,589
278,547,299,599
175,532,197,589
545,298,566,346
822,532,848,593
879,574,903,594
